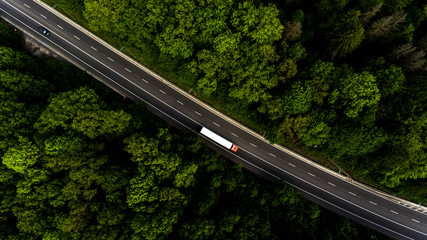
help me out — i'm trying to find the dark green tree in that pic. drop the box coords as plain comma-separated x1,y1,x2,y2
328,10,365,58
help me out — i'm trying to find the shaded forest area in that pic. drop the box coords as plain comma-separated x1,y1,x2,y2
0,20,388,239
50,0,427,202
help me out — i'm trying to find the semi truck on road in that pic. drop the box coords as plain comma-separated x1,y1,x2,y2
200,127,238,152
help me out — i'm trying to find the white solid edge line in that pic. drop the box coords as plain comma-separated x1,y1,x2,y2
197,141,279,180
1,4,283,189
10,4,279,184
289,182,415,240
238,148,427,237
4,2,424,236
0,3,201,133
32,0,427,216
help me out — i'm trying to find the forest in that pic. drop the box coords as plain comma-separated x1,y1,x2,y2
0,19,388,239
1,0,426,239
47,0,426,201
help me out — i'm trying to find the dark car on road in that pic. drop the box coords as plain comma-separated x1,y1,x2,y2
38,26,49,36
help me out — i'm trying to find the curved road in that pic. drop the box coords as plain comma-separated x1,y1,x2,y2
1,1,426,239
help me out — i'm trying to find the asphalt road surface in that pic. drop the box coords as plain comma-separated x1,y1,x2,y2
1,0,426,239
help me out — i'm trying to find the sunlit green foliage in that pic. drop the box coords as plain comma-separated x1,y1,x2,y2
2,137,39,174
1,0,425,238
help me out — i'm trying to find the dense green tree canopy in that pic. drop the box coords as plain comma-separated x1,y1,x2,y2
2,0,427,237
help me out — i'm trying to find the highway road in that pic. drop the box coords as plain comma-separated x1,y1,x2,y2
1,0,426,239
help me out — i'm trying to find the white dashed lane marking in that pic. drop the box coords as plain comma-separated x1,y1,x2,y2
369,201,378,206
142,79,148,83
391,210,399,214
24,4,30,8
250,143,257,147
195,111,201,116
177,100,183,105
349,192,357,196
159,89,166,94
125,68,131,73
57,25,63,29
288,163,296,167
213,122,220,127
269,153,276,158
308,173,315,177
328,182,336,187
40,14,46,18
108,57,114,62
91,46,97,51
74,35,80,40
231,132,238,137
412,219,420,223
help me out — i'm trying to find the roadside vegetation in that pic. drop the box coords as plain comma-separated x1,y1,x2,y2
43,0,427,203
0,19,389,239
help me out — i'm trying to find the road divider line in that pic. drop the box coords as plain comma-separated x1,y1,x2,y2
328,182,336,187
195,111,201,116
412,219,420,223
159,89,166,94
125,68,131,72
24,3,30,8
8,2,425,237
250,143,257,147
90,46,97,51
142,78,148,83
56,24,63,29
213,122,219,127
238,142,425,238
73,35,80,40
0,2,259,178
369,201,377,206
0,2,203,136
349,192,357,196
31,0,427,219
40,14,46,18
308,173,315,177
269,153,276,158
231,132,238,137
0,3,202,146
177,100,183,105
288,163,296,167
108,57,114,62
391,210,399,214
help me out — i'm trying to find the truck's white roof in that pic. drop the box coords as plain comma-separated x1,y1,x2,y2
200,127,233,149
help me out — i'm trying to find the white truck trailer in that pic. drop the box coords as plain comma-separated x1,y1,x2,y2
200,127,238,152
